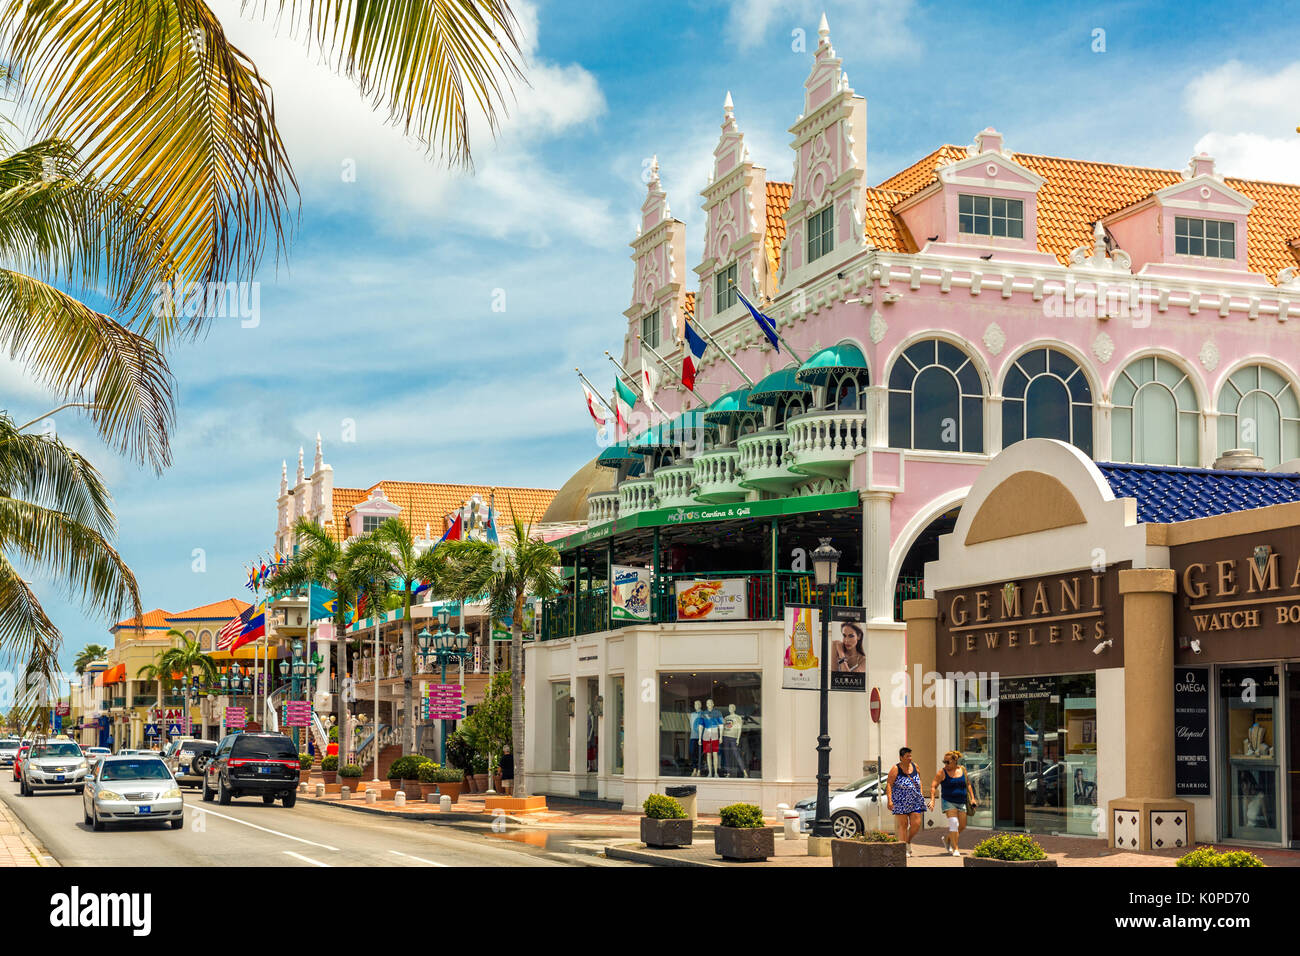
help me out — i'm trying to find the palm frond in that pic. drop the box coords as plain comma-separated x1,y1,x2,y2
0,415,117,539
0,551,62,716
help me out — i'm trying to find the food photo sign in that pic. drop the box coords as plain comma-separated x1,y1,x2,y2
674,579,748,621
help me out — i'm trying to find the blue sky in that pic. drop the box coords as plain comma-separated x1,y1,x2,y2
5,0,1299,672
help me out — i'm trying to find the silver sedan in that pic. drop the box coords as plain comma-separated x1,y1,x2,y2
82,755,184,831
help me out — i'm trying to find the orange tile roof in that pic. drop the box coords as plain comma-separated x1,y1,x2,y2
112,608,172,631
325,487,369,540
167,598,251,622
875,146,1300,282
329,482,559,540
765,181,792,279
864,187,915,253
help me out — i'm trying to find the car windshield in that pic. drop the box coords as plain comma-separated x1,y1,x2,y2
31,743,81,758
183,742,216,754
88,749,109,755
232,736,296,759
101,760,171,781
836,776,877,792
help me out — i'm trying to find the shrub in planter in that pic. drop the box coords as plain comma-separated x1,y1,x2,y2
338,764,362,779
320,754,338,782
445,732,475,775
832,830,905,868
328,725,338,743
641,794,691,848
299,753,313,770
1177,847,1265,867
965,833,1055,867
714,803,772,861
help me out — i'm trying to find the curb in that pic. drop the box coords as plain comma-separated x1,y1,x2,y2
301,795,528,826
0,799,58,867
604,842,722,867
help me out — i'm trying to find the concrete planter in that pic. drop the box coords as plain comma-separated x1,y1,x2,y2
831,839,907,867
321,771,337,784
299,770,312,785
714,826,774,862
472,774,489,791
641,817,693,848
438,781,464,802
338,775,362,792
964,856,1057,867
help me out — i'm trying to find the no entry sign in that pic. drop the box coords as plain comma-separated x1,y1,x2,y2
870,687,881,724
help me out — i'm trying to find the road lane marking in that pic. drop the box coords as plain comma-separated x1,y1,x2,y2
284,851,330,867
192,807,339,851
389,849,446,867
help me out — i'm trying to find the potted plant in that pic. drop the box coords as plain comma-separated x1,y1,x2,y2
388,754,427,796
640,794,692,848
714,803,773,861
320,754,338,784
419,764,465,802
471,753,489,792
1176,846,1265,867
446,732,475,790
298,753,312,785
832,830,906,867
338,763,363,792
965,833,1056,867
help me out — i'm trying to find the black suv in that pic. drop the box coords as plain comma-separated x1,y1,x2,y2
198,732,299,807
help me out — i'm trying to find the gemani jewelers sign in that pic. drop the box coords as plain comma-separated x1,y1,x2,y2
936,567,1124,676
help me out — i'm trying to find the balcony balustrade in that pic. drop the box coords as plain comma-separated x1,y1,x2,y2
785,409,870,478
587,491,619,525
652,463,697,508
618,476,658,516
693,448,746,503
737,429,803,492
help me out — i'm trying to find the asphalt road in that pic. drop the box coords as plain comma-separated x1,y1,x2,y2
0,777,580,867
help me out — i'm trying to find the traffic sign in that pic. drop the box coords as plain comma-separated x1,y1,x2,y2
167,723,182,737
870,687,881,724
144,723,160,738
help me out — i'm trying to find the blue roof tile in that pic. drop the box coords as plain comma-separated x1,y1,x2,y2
1096,462,1300,524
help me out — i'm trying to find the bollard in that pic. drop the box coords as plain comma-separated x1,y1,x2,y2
340,786,351,799
783,808,801,841
439,794,451,812
299,782,307,793
315,784,325,798
425,791,439,803
366,788,378,804
394,791,406,807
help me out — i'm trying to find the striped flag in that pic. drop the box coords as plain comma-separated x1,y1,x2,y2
614,377,637,439
682,321,707,391
216,606,251,652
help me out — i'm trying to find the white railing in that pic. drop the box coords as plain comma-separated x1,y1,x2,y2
587,491,618,525
618,477,657,516
736,429,800,489
652,463,696,507
693,448,745,501
785,409,870,476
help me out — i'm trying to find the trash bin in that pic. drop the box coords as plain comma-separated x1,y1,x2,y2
666,785,697,821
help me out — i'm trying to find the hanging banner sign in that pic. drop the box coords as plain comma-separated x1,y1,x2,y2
782,604,866,691
611,565,651,622
225,706,246,729
1174,667,1210,796
674,579,748,621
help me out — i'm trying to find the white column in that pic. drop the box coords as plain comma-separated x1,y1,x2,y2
1095,400,1113,462
987,394,1004,455
861,490,895,623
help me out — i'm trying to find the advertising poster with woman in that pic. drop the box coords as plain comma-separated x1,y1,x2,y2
783,604,866,691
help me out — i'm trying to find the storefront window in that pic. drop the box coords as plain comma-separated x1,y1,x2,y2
610,676,625,775
1062,684,1098,836
659,672,760,778
1221,666,1280,843
955,680,993,830
551,682,570,772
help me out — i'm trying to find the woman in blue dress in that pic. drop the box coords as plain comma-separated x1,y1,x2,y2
886,746,929,855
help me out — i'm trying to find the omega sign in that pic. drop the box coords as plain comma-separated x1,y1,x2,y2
936,567,1124,677
1173,531,1300,664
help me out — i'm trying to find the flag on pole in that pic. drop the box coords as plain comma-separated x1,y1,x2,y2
309,584,338,621
485,494,499,546
682,321,707,391
229,603,267,652
581,382,608,439
437,511,463,544
733,282,780,351
614,377,637,439
215,607,249,651
640,356,660,410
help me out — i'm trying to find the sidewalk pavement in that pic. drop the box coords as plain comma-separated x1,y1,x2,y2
0,799,51,867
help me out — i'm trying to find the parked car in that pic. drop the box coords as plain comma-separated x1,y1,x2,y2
794,775,888,838
200,732,300,807
21,738,88,795
12,745,30,782
164,739,218,787
0,739,21,768
83,755,183,831
84,747,111,769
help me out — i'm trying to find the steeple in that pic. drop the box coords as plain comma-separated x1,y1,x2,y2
313,432,323,473
280,460,287,496
296,447,304,484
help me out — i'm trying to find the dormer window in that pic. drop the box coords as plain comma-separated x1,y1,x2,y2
714,263,738,313
1175,216,1235,259
958,194,1023,239
807,205,834,262
361,515,387,534
641,309,660,349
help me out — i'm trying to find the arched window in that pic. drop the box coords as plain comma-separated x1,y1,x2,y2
888,339,984,452
825,371,865,411
734,412,760,438
1217,364,1300,467
1002,347,1093,455
774,394,810,426
1112,357,1200,466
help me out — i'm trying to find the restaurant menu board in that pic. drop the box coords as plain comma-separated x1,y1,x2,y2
1175,667,1211,796
674,579,748,621
611,565,651,622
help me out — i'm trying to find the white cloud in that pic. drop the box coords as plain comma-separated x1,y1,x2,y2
1185,60,1300,183
725,0,919,59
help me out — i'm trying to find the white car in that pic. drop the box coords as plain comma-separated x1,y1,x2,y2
793,775,888,838
83,755,184,831
20,739,89,795
0,739,20,768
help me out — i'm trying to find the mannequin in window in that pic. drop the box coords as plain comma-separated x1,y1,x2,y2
689,700,704,776
700,698,723,777
721,703,747,778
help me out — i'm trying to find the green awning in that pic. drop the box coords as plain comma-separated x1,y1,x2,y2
703,388,758,425
748,366,811,406
630,411,717,451
596,442,640,467
795,342,869,385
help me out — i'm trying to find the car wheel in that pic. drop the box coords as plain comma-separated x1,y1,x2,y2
831,810,863,839
75,785,85,794
83,805,91,825
218,775,231,805
283,790,297,808
169,816,183,830
92,808,104,832
261,794,275,805
202,774,214,802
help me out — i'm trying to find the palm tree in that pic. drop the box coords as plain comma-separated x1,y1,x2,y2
347,517,445,757
152,630,220,742
439,508,559,797
73,643,108,675
268,518,374,764
3,0,525,347
0,412,141,728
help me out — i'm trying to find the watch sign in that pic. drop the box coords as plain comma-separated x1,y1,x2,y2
1174,667,1210,796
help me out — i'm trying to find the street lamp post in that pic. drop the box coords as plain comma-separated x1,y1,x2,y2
418,607,471,765
811,537,841,844
279,638,321,751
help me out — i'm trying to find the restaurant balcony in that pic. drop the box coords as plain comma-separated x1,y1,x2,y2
736,429,803,492
618,476,657,516
785,409,870,479
692,448,746,503
587,490,619,525
652,462,697,508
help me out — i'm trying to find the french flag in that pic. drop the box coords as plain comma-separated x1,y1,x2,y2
682,322,707,391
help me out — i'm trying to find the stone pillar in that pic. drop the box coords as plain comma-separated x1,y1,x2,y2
901,599,939,783
1108,568,1194,851
861,491,894,623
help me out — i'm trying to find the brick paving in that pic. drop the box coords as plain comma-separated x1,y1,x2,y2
0,801,47,866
